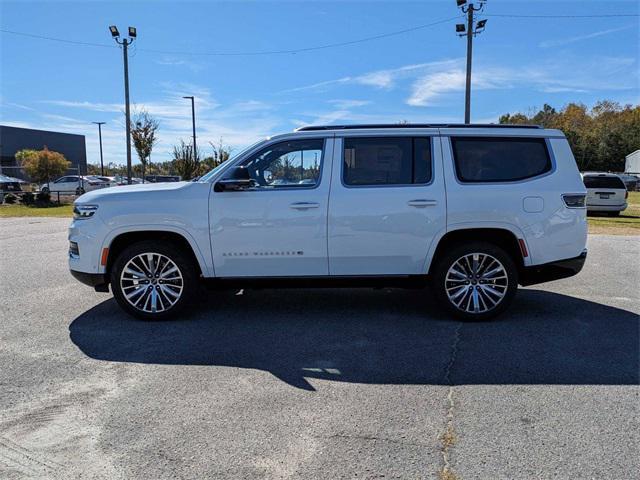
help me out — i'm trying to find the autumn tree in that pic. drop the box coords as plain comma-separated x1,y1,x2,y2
17,147,70,185
130,110,159,182
500,100,639,171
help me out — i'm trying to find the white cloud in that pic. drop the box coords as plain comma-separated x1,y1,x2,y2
328,99,371,109
539,25,634,48
282,59,461,93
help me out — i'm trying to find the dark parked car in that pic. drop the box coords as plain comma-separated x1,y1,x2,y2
144,175,182,183
0,174,25,193
617,173,639,191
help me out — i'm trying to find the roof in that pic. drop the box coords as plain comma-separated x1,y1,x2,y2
295,123,542,132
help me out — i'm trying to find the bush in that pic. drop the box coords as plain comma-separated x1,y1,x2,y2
21,192,35,205
3,193,18,204
35,191,51,205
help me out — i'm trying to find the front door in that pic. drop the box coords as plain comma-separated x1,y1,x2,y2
328,134,446,275
210,137,332,277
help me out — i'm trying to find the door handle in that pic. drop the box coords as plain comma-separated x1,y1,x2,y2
289,202,320,210
407,199,437,208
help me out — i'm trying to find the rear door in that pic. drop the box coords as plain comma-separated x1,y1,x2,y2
328,133,446,275
584,175,627,207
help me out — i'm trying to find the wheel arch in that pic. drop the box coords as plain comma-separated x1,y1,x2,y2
104,228,208,279
426,226,528,275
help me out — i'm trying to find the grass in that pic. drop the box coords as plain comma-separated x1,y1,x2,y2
588,191,640,235
0,203,74,218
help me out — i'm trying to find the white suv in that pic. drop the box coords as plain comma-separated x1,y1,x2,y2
69,124,588,321
582,172,628,216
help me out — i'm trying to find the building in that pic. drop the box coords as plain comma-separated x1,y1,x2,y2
0,125,87,180
625,150,640,174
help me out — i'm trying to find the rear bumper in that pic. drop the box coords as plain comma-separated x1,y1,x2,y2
587,203,627,212
70,269,109,292
519,249,587,286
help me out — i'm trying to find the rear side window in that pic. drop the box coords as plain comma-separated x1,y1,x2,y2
343,137,432,186
451,137,552,183
583,176,625,189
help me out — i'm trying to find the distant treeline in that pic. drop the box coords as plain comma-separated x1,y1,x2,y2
499,100,639,172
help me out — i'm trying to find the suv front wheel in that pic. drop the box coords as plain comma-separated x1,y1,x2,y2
432,242,518,321
111,241,197,320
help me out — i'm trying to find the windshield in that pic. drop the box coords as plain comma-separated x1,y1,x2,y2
198,140,265,182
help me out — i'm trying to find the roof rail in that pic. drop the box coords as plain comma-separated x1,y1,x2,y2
295,123,542,131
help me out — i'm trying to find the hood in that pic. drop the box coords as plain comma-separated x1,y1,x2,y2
77,181,195,203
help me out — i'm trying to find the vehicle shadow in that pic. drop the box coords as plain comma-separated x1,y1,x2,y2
69,288,639,390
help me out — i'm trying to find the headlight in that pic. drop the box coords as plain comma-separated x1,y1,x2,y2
73,204,99,219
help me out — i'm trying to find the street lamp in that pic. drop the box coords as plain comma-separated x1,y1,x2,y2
92,122,106,175
109,25,136,184
183,96,197,161
455,1,488,124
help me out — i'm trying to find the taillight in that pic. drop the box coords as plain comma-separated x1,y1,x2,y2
562,194,586,208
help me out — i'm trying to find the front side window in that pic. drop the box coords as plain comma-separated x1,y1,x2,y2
343,137,432,186
240,139,324,188
451,136,552,183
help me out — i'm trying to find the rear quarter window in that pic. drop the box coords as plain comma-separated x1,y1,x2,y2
451,137,552,183
583,176,626,189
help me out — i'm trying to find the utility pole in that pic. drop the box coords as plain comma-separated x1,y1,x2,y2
92,122,106,175
109,25,137,183
183,96,197,160
456,1,487,124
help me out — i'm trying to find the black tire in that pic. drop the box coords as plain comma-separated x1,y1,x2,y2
431,242,518,321
110,240,198,320
41,186,50,194
75,187,85,195
608,211,620,217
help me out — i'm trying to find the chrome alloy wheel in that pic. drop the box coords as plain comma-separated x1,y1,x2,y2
444,252,508,314
120,252,184,313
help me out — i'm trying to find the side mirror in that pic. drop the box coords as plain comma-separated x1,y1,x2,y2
214,166,252,192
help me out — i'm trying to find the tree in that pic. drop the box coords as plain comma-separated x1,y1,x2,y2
200,140,232,175
130,110,159,182
171,139,200,180
17,147,70,184
499,100,640,172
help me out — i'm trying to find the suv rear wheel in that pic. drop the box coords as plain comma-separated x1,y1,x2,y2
432,242,518,321
111,241,197,320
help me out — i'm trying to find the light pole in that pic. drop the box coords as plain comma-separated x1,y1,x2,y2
109,25,136,184
183,96,197,160
455,0,487,124
92,122,106,175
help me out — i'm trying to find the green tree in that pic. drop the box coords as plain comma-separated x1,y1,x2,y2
17,147,70,184
499,100,640,172
130,110,159,182
171,139,200,180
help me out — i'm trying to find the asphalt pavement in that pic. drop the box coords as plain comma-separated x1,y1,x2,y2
0,217,638,479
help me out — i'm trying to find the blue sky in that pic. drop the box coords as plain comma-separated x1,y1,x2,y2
1,0,638,165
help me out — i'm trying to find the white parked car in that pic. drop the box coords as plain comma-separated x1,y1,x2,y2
582,172,628,216
41,175,110,195
69,124,588,321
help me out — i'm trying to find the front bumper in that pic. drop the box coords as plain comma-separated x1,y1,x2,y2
519,249,587,286
70,269,109,292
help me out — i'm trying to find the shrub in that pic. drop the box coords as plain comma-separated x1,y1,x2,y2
3,193,18,204
21,192,35,205
35,191,51,205
17,147,71,185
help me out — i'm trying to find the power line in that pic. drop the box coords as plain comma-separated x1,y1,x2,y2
136,15,463,56
1,16,463,57
485,13,639,18
0,29,116,48
1,11,637,56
